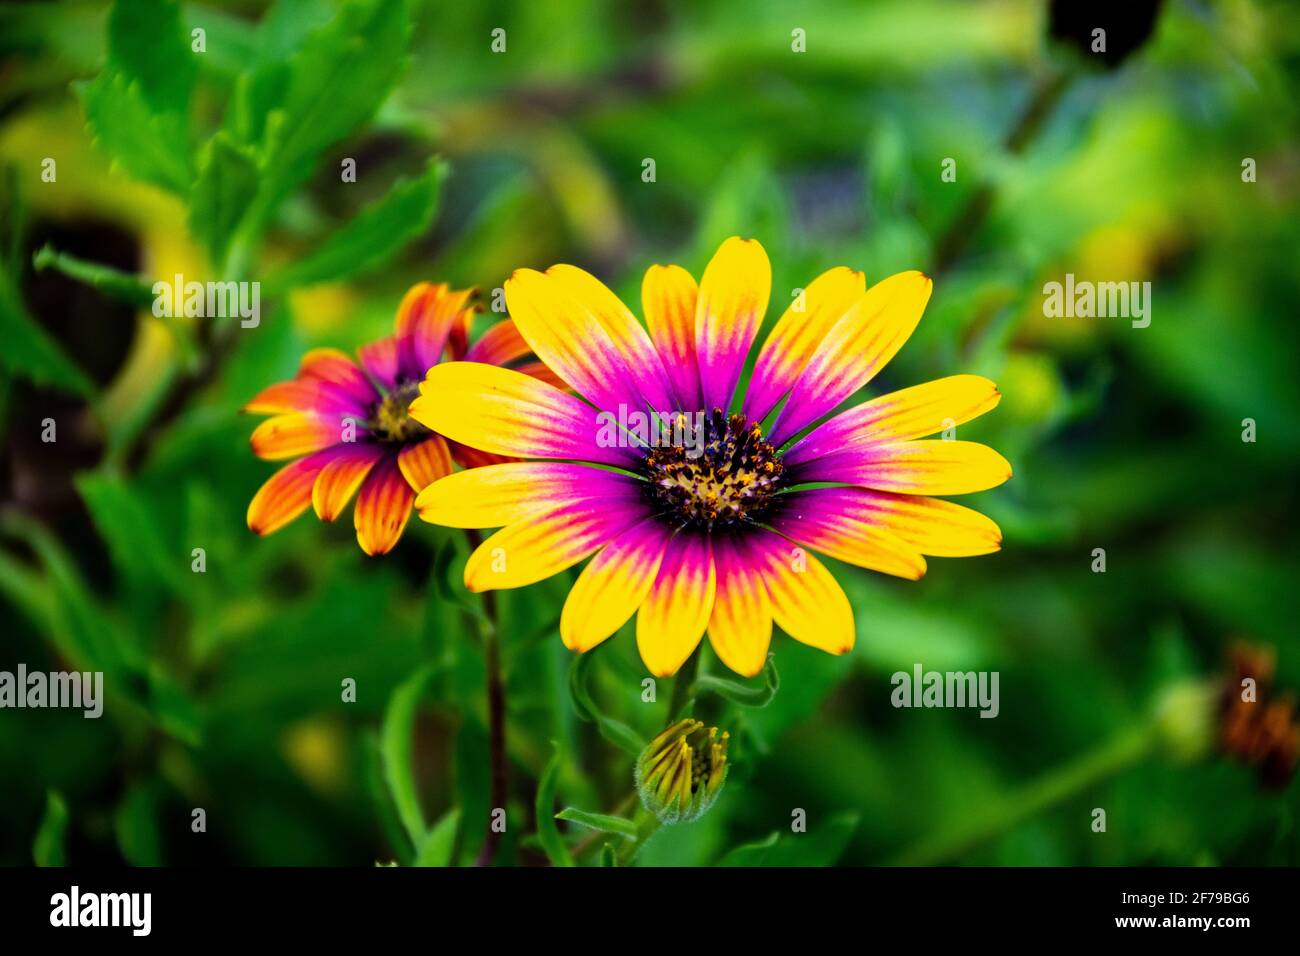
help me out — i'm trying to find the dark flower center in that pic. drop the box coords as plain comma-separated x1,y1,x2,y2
369,380,429,444
642,409,784,531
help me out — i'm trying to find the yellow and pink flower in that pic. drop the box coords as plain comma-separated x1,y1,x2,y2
411,238,1012,676
244,283,554,555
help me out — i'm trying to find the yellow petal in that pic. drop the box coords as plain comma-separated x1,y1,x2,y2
636,534,716,676
795,440,1013,496
750,532,855,655
792,489,1003,558
695,237,770,412
463,499,641,591
787,375,1001,463
560,520,670,652
745,266,866,420
772,270,932,444
773,500,928,580
504,269,642,412
707,537,773,677
642,263,701,411
409,361,635,466
415,461,640,528
546,264,675,412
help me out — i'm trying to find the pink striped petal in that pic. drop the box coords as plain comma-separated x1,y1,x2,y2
770,488,927,579
788,440,1012,496
409,361,642,467
505,268,648,413
298,348,380,408
785,375,1001,466
358,336,401,391
354,455,415,556
642,263,702,412
769,271,931,445
695,237,770,414
636,532,716,676
546,264,676,414
464,318,531,367
743,266,866,423
395,283,474,379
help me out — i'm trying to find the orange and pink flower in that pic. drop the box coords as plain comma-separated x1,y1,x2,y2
244,284,553,555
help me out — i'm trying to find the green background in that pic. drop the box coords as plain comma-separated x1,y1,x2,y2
1,0,1297,866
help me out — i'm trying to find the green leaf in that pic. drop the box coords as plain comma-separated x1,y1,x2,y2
252,0,413,223
107,0,195,117
33,791,69,867
225,64,291,147
695,655,780,708
429,534,487,622
264,158,445,292
32,244,157,308
554,808,639,839
568,651,645,756
717,831,779,867
115,782,163,866
189,133,260,269
535,743,575,867
381,664,436,852
599,843,617,866
413,808,459,867
453,716,490,864
77,71,191,195
0,267,92,395
717,812,859,867
1,164,28,277
75,470,188,599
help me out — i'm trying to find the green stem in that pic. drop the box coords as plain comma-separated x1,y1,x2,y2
667,651,700,724
618,809,660,866
466,532,507,867
888,723,1158,866
31,244,157,307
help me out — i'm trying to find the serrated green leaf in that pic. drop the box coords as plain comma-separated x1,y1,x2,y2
695,655,780,708
568,651,645,756
225,63,291,147
190,133,260,268
0,267,93,395
33,791,69,867
252,0,413,224
413,808,459,867
554,808,638,839
77,72,191,195
381,664,437,853
107,0,195,117
535,742,575,867
264,158,445,291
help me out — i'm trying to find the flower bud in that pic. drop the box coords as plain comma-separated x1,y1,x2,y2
635,718,728,825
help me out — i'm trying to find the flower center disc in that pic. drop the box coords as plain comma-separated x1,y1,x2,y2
643,409,784,531
370,380,429,443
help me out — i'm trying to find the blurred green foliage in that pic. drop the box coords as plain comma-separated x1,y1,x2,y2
0,0,1298,867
